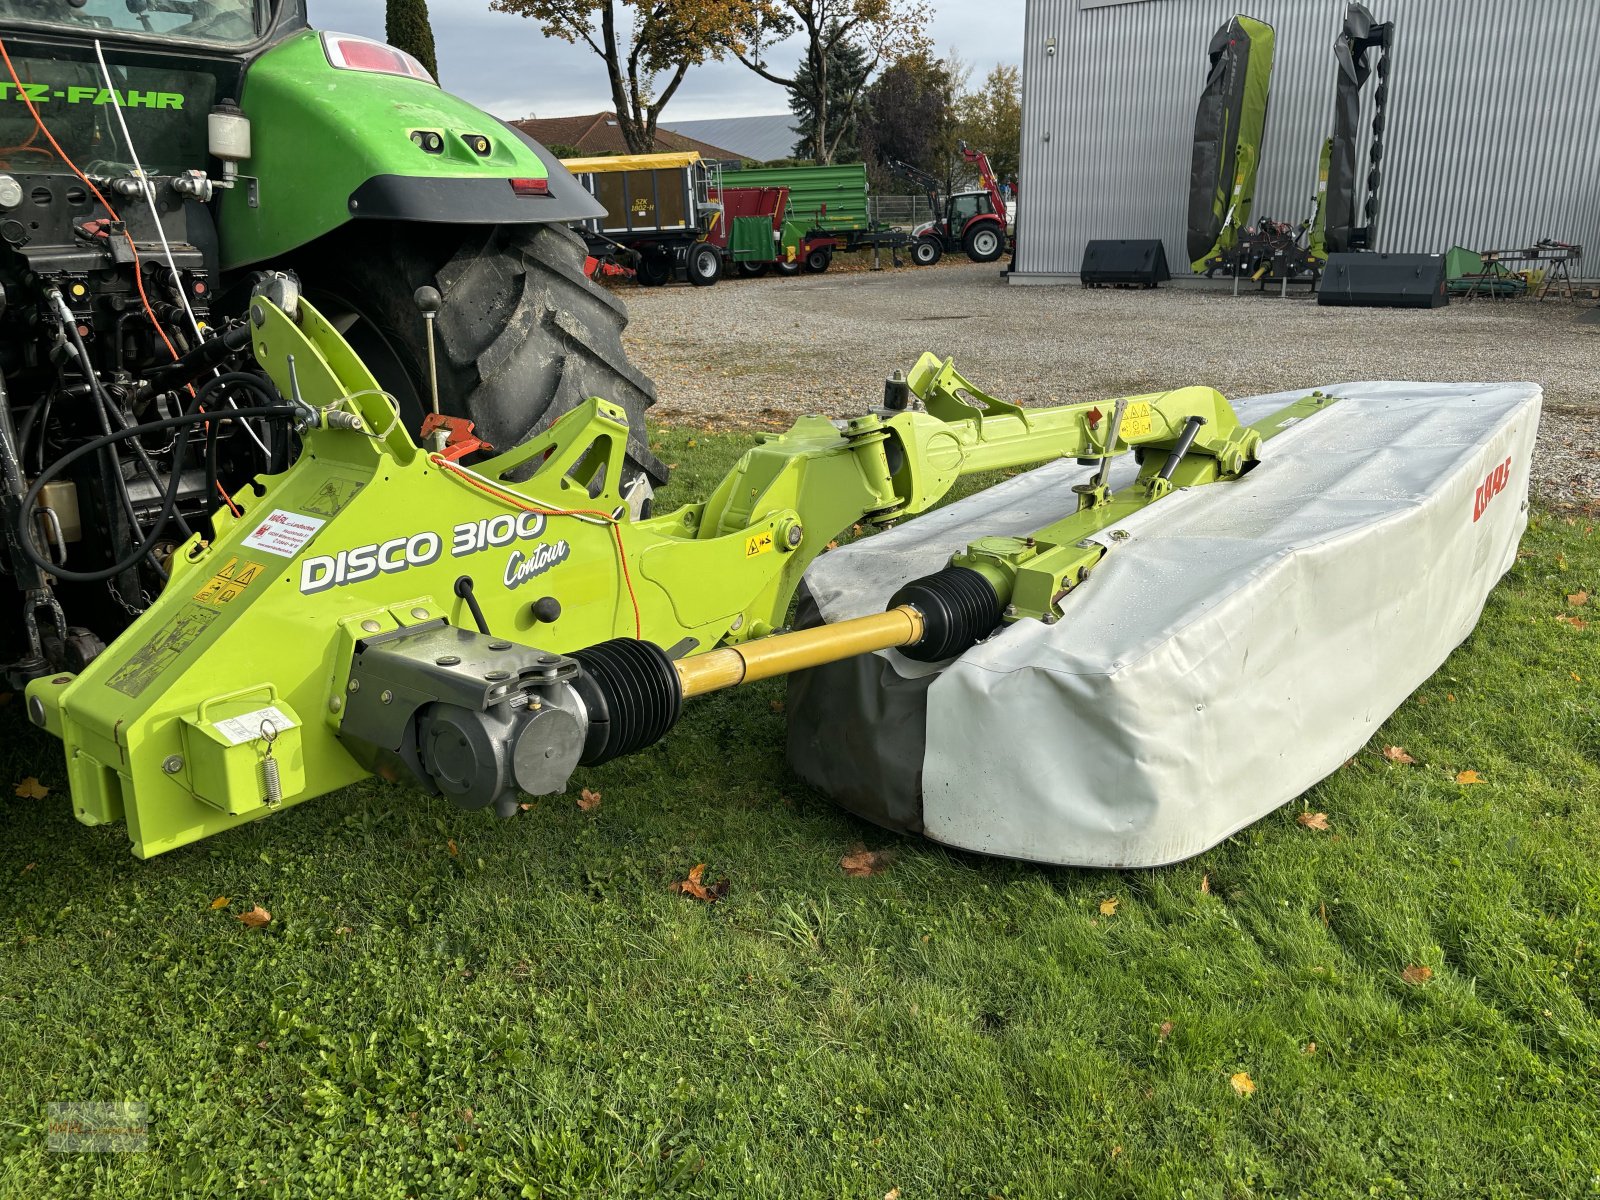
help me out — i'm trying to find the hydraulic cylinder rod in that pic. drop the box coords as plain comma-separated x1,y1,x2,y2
674,606,926,698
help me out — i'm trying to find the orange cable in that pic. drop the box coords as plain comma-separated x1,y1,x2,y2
0,34,183,366
428,453,642,639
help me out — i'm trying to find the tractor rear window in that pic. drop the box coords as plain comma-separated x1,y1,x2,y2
0,55,215,175
0,0,266,47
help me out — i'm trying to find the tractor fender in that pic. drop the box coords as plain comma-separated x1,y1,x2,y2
959,214,1004,240
912,220,937,239
219,29,602,269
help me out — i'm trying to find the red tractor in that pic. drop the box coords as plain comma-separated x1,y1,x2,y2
888,144,1011,265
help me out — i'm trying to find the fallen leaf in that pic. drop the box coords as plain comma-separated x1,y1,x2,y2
1158,1020,1173,1041
884,1190,901,1200
1304,1042,1317,1055
13,777,48,799
1098,897,1119,916
446,838,459,857
1555,615,1589,630
1382,745,1416,764
237,905,272,928
209,896,230,910
769,699,784,713
1446,693,1456,703
1229,1071,1256,1097
670,862,727,903
825,539,839,550
841,845,894,877
518,802,532,812
1401,964,1433,985
256,1040,270,1050
1319,902,1329,927
1199,873,1210,895
1573,672,1584,682
1569,590,1590,607
21,862,36,875
335,926,353,935
577,787,602,812
1455,770,1484,785
1297,812,1331,831
1557,554,1570,571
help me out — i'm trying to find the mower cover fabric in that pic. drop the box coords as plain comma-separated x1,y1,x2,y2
787,382,1540,867
1186,15,1275,272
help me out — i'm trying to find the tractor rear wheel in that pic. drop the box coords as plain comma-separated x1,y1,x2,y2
912,237,943,266
291,220,666,485
963,222,1004,263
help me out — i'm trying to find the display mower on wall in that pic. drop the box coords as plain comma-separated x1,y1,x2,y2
19,277,1535,865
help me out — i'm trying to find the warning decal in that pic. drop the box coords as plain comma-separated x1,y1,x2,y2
744,530,775,557
192,557,267,607
1120,402,1154,440
303,477,365,518
240,509,326,558
107,604,221,698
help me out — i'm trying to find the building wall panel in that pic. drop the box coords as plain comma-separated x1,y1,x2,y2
1015,0,1600,280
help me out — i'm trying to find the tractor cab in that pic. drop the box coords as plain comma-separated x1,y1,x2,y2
946,190,998,232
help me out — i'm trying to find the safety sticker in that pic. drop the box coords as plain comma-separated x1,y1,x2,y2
107,604,220,698
192,557,267,607
303,477,366,518
240,509,326,557
1120,402,1153,440
745,530,775,557
211,705,297,747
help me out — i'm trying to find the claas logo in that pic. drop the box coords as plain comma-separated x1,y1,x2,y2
1472,456,1512,522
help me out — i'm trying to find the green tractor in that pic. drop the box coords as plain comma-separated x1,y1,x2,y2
0,0,661,683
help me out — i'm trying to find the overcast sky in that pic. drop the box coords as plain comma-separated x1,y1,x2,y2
306,1,1023,123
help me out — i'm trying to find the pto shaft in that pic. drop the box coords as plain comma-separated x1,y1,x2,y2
674,606,926,698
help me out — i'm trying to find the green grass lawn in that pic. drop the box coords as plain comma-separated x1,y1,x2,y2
2,428,1597,1199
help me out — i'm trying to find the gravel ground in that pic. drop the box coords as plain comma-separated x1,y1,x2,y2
618,260,1600,506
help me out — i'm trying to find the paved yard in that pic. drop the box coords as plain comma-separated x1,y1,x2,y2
619,261,1600,505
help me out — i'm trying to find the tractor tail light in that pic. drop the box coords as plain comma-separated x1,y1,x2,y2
320,32,435,84
510,178,550,197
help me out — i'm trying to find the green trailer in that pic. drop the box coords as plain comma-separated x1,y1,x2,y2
723,163,912,273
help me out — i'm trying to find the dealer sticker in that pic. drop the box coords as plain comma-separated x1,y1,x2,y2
240,509,326,557
211,705,297,746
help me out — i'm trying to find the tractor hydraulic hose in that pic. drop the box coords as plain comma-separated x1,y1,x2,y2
194,372,280,511
133,323,254,404
13,404,297,584
54,293,194,547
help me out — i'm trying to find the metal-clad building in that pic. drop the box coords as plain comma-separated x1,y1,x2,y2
1013,0,1600,282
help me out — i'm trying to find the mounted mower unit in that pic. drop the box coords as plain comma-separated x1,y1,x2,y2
22,278,1386,860
0,1,659,685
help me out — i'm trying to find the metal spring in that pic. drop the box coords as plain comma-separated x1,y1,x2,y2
261,756,282,807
